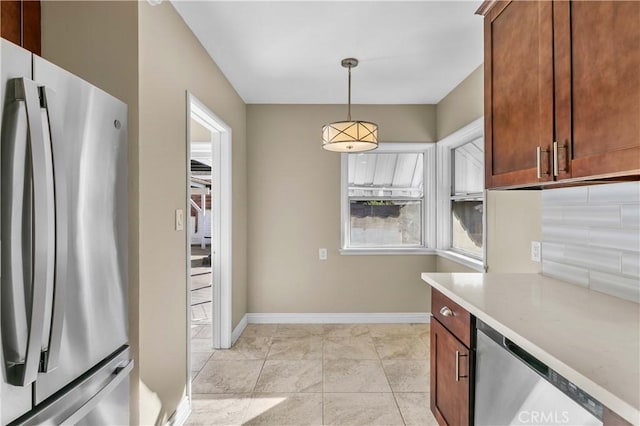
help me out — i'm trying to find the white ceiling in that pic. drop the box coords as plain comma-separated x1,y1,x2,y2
172,1,484,104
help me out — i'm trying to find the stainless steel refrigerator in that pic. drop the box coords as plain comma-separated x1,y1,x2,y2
0,39,131,425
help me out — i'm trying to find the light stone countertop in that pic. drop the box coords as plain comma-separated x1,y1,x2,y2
421,272,640,425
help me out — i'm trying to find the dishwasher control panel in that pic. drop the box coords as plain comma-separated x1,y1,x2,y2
548,370,603,420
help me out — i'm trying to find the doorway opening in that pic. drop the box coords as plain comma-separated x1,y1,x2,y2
186,94,233,398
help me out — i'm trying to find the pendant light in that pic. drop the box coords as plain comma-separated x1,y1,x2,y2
322,58,378,152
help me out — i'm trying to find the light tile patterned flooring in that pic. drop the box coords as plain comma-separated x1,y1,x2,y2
188,323,438,426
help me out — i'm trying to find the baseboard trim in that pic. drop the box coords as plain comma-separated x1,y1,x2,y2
246,312,430,324
168,396,191,426
231,313,248,344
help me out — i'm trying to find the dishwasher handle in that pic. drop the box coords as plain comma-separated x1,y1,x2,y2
502,337,549,378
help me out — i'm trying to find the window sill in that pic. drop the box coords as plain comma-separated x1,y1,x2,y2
339,248,437,256
437,250,486,272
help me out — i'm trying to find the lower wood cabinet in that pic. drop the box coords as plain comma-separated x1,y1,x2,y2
430,318,471,426
429,287,632,425
430,288,473,425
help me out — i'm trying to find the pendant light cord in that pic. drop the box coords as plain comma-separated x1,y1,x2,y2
347,64,352,121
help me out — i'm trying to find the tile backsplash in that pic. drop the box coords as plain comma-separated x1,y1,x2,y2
541,182,640,302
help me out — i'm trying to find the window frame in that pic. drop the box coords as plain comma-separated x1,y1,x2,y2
436,118,486,271
340,142,437,255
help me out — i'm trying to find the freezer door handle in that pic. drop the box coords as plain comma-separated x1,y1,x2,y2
3,78,55,386
39,86,67,373
60,359,133,426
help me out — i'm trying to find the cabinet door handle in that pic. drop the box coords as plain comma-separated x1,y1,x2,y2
455,350,468,382
537,146,541,178
537,146,550,179
439,306,454,317
555,141,569,174
553,141,559,177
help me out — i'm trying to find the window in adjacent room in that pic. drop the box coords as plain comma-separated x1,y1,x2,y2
341,143,435,253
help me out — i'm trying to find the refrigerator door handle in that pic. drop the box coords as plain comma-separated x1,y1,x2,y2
60,360,133,426
2,79,30,375
39,86,67,373
5,78,55,386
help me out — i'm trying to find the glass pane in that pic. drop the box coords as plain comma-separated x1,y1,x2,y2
453,138,484,195
350,200,422,247
348,152,423,198
452,200,483,258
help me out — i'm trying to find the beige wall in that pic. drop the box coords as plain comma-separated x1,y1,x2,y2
42,1,248,423
138,2,247,423
247,105,437,314
486,191,542,273
191,118,211,142
436,65,484,140
436,257,475,273
40,1,141,422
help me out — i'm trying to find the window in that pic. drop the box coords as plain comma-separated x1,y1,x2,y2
341,143,435,253
436,119,485,269
451,140,484,258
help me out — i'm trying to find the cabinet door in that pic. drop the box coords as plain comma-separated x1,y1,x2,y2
554,1,640,180
430,319,470,426
21,0,40,55
1,1,22,45
1,0,41,55
484,1,555,188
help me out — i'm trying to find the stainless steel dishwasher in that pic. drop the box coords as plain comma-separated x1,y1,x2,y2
474,320,603,426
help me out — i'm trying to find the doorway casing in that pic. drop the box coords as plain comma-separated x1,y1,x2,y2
186,93,233,395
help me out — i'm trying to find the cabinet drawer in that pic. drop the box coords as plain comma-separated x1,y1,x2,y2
431,288,471,347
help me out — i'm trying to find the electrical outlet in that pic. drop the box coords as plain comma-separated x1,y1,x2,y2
531,241,541,262
175,209,184,231
319,248,328,260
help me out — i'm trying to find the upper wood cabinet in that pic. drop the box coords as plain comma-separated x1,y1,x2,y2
480,0,640,189
483,1,555,188
1,0,41,55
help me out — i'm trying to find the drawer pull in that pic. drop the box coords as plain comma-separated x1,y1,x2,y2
439,306,454,317
455,350,468,382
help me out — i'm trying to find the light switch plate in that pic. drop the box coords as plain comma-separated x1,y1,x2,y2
175,209,184,231
319,248,328,260
531,241,541,262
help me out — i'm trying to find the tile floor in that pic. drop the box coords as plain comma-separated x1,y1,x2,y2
188,323,438,426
